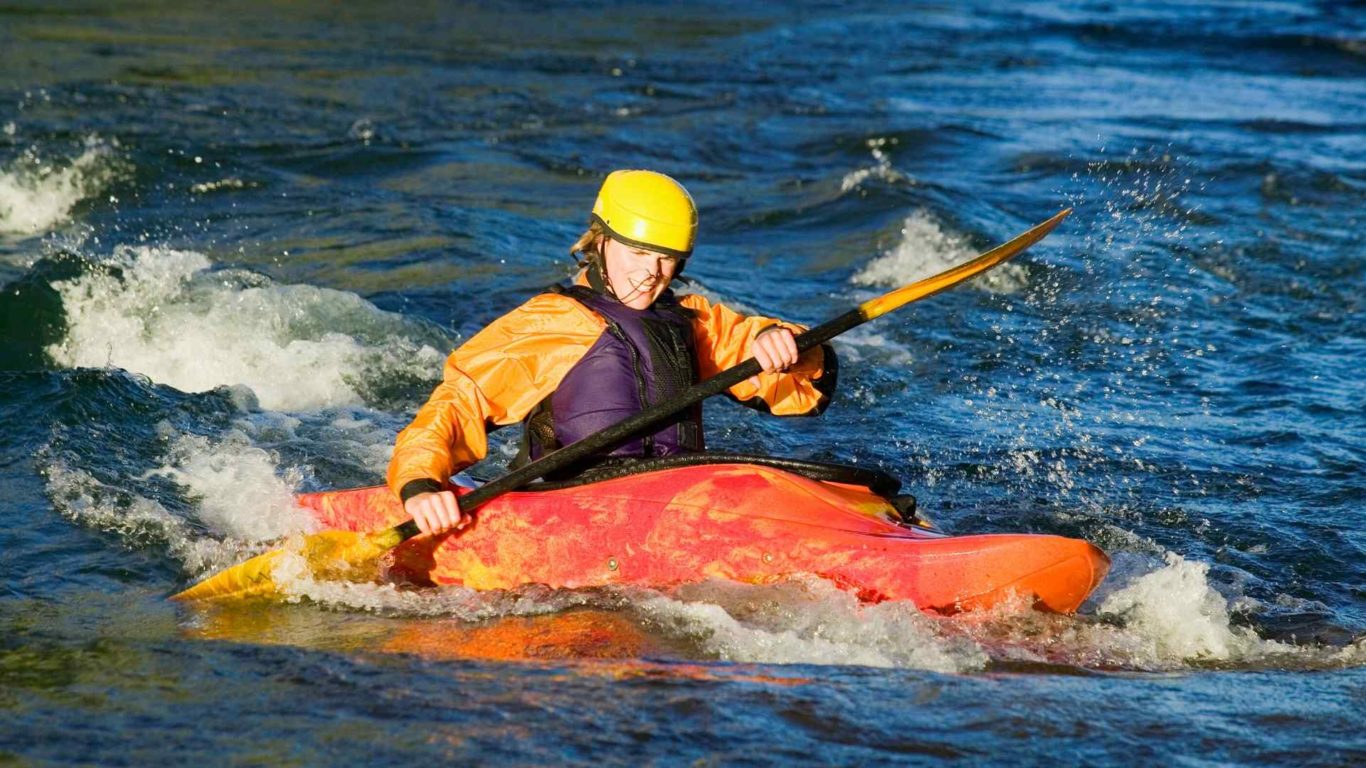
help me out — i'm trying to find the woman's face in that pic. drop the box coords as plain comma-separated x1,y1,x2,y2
601,237,680,309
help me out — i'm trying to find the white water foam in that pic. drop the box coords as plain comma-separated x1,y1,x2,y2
0,138,118,235
853,209,1028,294
1093,553,1292,665
43,460,249,578
273,563,622,620
637,576,988,672
146,428,316,543
44,411,402,583
839,137,912,192
266,571,983,672
954,552,1365,672
46,245,446,411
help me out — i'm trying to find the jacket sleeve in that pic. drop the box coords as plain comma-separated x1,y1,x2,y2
386,294,605,500
678,293,837,417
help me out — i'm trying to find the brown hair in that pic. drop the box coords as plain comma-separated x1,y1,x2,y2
570,220,607,269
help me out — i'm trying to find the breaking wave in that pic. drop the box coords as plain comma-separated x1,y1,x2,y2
0,137,120,235
44,245,448,411
853,209,1029,294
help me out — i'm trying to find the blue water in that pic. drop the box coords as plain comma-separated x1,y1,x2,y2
2,1,1362,764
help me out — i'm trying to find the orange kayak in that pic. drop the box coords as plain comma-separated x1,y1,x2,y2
298,462,1108,614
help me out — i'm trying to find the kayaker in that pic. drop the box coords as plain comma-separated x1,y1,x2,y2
389,169,838,535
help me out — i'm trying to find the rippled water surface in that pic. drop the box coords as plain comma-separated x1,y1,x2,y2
2,1,1363,764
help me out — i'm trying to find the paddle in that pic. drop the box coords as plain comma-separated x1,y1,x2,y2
173,208,1071,602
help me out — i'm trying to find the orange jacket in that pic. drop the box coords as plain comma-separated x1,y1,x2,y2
387,286,830,499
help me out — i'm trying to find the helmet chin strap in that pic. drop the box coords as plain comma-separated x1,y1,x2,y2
587,257,612,295
587,238,638,304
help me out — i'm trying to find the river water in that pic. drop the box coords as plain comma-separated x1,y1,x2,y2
1,1,1362,764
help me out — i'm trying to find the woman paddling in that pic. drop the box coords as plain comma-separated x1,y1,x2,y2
389,170,838,536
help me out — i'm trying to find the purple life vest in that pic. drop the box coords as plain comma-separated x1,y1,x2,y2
518,286,704,468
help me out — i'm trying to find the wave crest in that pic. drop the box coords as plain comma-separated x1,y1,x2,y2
0,137,120,235
853,210,1028,294
45,245,448,411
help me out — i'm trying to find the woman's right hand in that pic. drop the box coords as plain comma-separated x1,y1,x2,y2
404,491,470,535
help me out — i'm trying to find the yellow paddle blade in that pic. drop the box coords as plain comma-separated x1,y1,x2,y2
859,208,1071,321
172,526,407,603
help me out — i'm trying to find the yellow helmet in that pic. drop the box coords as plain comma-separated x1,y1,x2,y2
590,170,697,259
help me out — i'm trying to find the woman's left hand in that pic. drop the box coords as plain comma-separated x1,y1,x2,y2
751,326,800,374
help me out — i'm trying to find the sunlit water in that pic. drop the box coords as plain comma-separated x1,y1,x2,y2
2,1,1362,764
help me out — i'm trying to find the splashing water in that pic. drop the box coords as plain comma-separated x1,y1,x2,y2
853,209,1029,294
42,459,246,578
840,136,913,193
1096,553,1282,664
45,245,447,411
0,137,119,235
638,577,989,672
146,428,315,543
